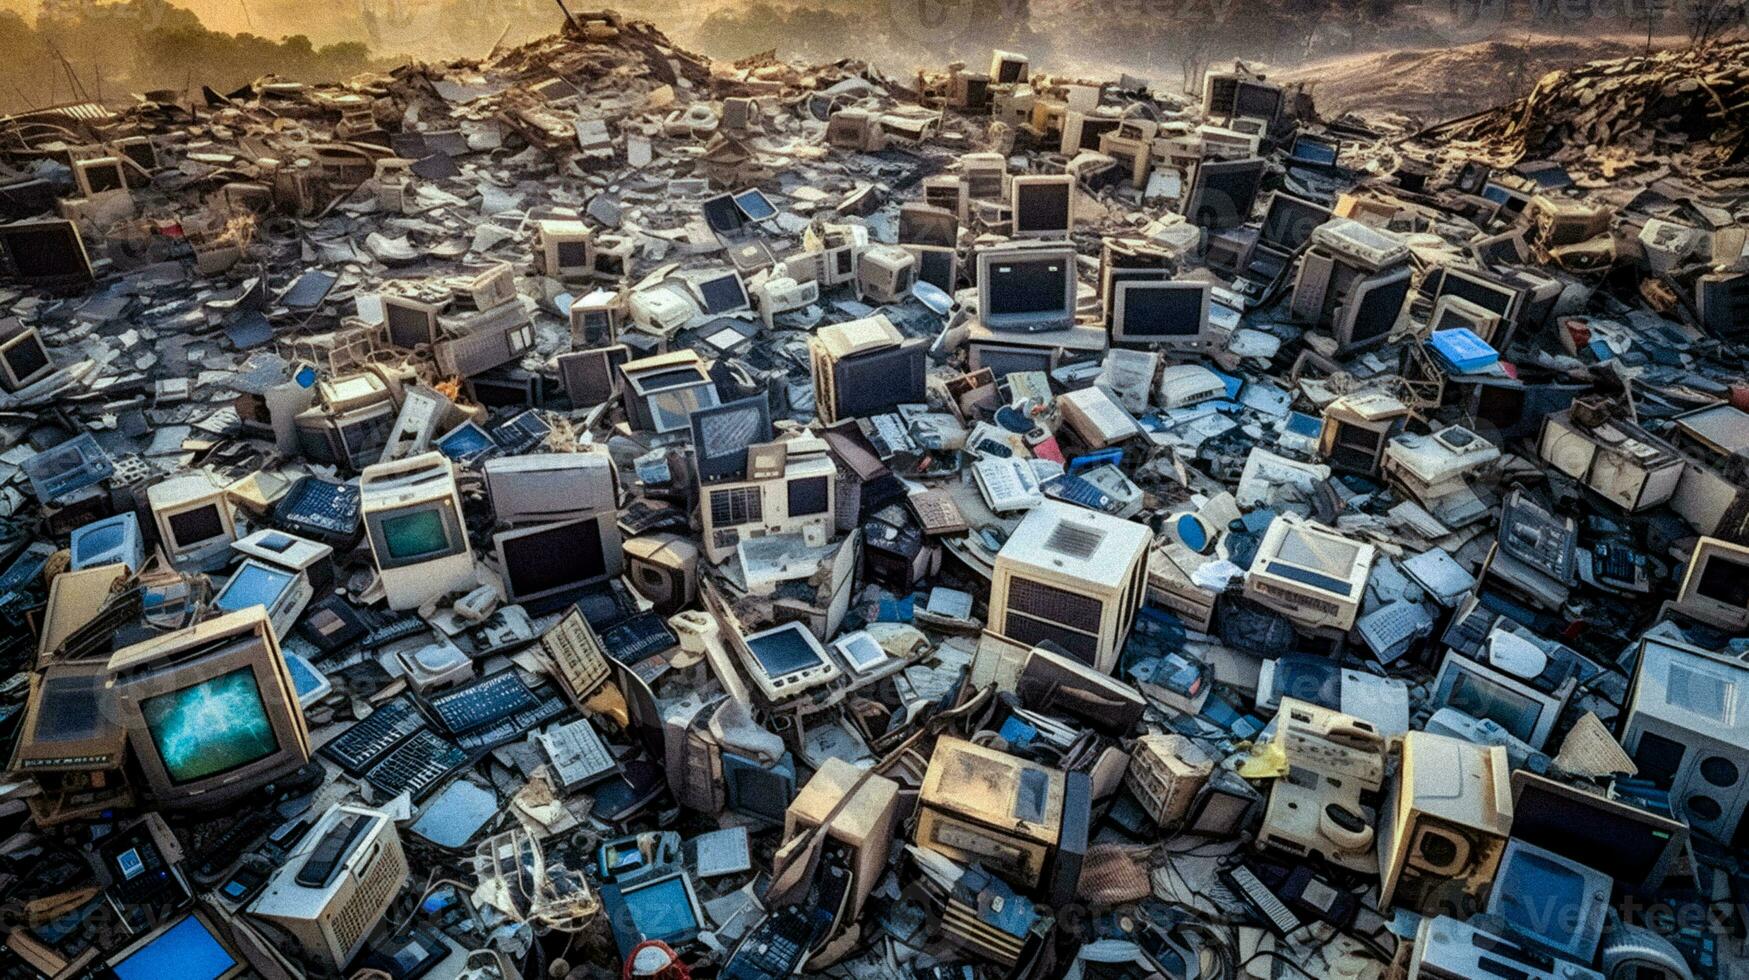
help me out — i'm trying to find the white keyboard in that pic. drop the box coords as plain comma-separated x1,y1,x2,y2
537,718,616,789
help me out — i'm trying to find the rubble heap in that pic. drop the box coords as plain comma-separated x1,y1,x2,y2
0,14,1747,980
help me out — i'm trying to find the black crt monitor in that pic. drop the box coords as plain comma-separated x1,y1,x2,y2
1261,193,1333,252
980,246,1076,332
914,247,957,292
689,396,773,482
1011,178,1072,236
696,273,749,314
0,219,94,285
1342,271,1411,349
1111,281,1211,346
1510,770,1687,891
834,342,926,418
701,193,745,234
787,475,830,517
495,516,622,605
1435,267,1519,320
1187,159,1266,230
3,330,51,384
973,345,1053,379
899,205,958,247
81,159,126,194
384,301,438,348
1233,80,1284,120
1079,117,1122,151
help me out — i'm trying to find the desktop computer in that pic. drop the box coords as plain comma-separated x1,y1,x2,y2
484,452,616,526
1377,731,1513,918
988,500,1151,674
107,607,311,808
381,292,445,349
916,736,1065,891
1242,515,1375,632
1319,392,1409,476
976,242,1078,333
1537,409,1684,514
148,473,238,572
1620,635,1749,845
697,436,837,563
213,557,315,641
619,350,721,434
809,315,927,425
1668,536,1749,632
1428,645,1571,751
250,804,408,972
780,757,901,920
491,514,624,609
532,219,593,280
360,452,474,611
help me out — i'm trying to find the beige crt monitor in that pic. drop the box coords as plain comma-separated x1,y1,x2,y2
148,473,238,571
107,607,311,808
1672,537,1749,632
360,451,475,610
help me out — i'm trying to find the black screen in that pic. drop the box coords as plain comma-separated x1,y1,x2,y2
504,519,608,599
385,303,435,347
1632,731,1686,786
691,397,772,481
1697,554,1749,607
1191,162,1264,229
836,344,925,417
1263,195,1331,251
917,250,954,291
697,275,747,313
1234,82,1282,118
787,476,829,517
702,195,742,233
83,162,125,193
1439,270,1516,317
1119,284,1206,337
556,240,589,267
167,505,226,547
1347,276,1410,344
901,207,957,247
986,254,1069,317
1513,783,1673,884
996,59,1024,83
1,223,90,281
4,335,49,381
1015,182,1070,233
976,347,1051,378
1079,118,1121,151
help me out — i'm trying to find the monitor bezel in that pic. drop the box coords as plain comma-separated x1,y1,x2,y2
976,243,1078,332
0,328,54,389
1186,157,1266,230
1009,175,1074,238
1674,538,1749,630
1429,651,1560,748
157,493,235,556
1111,280,1212,348
102,908,246,980
365,495,466,570
492,514,624,604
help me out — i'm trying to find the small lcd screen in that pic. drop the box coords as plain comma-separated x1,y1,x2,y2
747,625,825,678
732,189,776,220
1118,284,1207,337
33,673,106,741
111,914,237,980
502,519,609,599
1014,181,1070,233
140,666,278,785
1697,554,1749,608
696,274,748,313
787,475,829,517
167,504,226,548
216,563,295,614
622,876,699,941
381,508,453,561
986,255,1070,317
438,423,493,458
4,335,49,381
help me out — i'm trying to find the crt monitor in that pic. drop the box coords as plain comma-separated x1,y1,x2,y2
1509,769,1687,890
1485,839,1611,964
104,909,245,980
1261,193,1333,252
494,514,625,606
1337,269,1411,352
1111,281,1211,347
1434,267,1518,321
605,871,705,956
1232,80,1283,120
911,246,957,292
1430,652,1560,748
723,750,797,824
694,271,750,315
972,344,1053,379
0,324,52,390
899,204,958,247
745,621,829,685
690,395,773,482
1010,176,1073,237
214,561,296,617
977,244,1077,333
1187,158,1265,230
788,474,831,518
833,342,926,419
1673,537,1749,631
383,296,440,348
0,219,94,285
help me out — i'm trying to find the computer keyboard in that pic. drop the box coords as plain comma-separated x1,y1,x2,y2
537,718,617,788
320,697,425,775
271,475,362,546
429,671,541,735
363,613,429,649
454,692,567,751
1221,864,1302,937
364,728,469,801
721,906,815,980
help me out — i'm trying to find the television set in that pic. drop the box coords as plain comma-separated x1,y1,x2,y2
108,607,310,807
1010,175,1073,237
1509,770,1686,890
977,243,1077,332
1186,158,1266,229
0,322,53,392
1672,537,1749,632
0,218,94,286
1111,281,1213,351
104,910,245,980
493,514,625,607
690,396,774,482
1485,839,1611,963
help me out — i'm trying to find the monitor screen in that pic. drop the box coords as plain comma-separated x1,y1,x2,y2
1697,552,1749,607
691,396,772,481
976,347,1052,379
438,422,493,459
111,914,238,980
917,249,955,291
1262,195,1331,251
83,161,125,194
1437,663,1543,742
216,563,295,614
385,302,435,346
1512,779,1675,885
621,876,700,943
0,221,91,281
167,503,226,549
746,624,825,678
380,508,453,562
141,666,279,785
33,672,106,741
1439,269,1516,318
1346,275,1410,344
1079,117,1121,151
696,274,748,314
986,253,1071,317
555,240,589,268
1191,161,1264,229
1290,136,1338,166
4,334,49,381
1014,181,1070,233
1116,283,1207,338
733,189,776,220
1490,844,1605,960
787,475,829,517
501,519,610,600
1233,81,1282,119
837,343,925,418
702,195,743,232
900,208,957,247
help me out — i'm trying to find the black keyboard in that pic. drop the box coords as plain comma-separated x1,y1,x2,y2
429,672,540,735
601,612,678,665
272,476,362,546
455,692,568,751
490,410,551,454
722,907,814,980
363,613,429,649
364,728,468,801
320,698,425,774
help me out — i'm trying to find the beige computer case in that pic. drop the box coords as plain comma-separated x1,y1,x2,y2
1377,731,1512,918
915,736,1064,889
